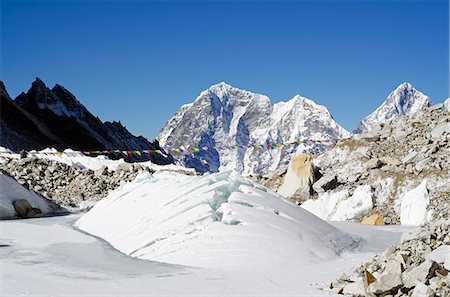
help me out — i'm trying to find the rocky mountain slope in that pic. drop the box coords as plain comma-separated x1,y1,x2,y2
355,82,431,134
157,82,349,175
259,104,449,225
0,78,173,165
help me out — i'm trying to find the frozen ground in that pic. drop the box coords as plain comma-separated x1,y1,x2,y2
0,214,410,297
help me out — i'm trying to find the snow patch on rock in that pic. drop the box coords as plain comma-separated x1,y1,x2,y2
400,180,432,226
301,185,374,221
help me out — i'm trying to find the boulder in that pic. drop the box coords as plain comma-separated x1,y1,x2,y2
392,128,410,141
365,158,382,169
312,174,338,193
379,156,402,167
367,273,403,294
403,260,440,288
411,283,433,297
13,199,34,218
383,259,404,276
342,278,366,296
402,151,418,164
430,122,450,142
363,270,377,288
361,214,385,226
425,245,450,270
277,154,314,199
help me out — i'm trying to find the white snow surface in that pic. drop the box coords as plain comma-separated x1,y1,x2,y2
356,82,431,133
157,82,349,175
30,148,126,171
1,146,192,173
400,180,432,226
76,170,356,271
301,185,374,222
0,173,54,219
1,215,409,296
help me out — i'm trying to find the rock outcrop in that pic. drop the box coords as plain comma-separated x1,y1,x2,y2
277,154,314,202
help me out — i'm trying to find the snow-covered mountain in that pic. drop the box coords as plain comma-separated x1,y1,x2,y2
355,82,431,133
157,82,349,175
1,78,173,165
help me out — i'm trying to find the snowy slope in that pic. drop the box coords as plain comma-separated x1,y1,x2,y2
0,173,61,219
157,82,349,175
76,171,355,271
355,82,431,133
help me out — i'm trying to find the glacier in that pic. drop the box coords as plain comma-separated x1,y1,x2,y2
76,170,356,271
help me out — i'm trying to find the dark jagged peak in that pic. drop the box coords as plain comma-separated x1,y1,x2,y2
16,77,59,108
0,80,6,92
51,83,85,112
0,80,11,99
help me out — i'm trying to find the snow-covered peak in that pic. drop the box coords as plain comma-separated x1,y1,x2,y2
355,82,431,133
157,83,349,175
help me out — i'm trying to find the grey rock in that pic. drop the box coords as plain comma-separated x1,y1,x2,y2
365,158,382,169
312,174,338,193
342,277,366,296
403,260,440,288
367,273,403,294
425,245,450,270
402,151,418,164
415,158,431,172
430,122,450,141
411,283,434,297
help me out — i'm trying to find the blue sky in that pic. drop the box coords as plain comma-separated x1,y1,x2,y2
1,0,448,139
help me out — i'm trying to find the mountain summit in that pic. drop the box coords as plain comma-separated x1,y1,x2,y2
355,82,431,133
157,82,349,175
1,78,173,165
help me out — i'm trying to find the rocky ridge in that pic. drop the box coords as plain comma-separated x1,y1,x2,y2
0,158,153,210
1,78,173,165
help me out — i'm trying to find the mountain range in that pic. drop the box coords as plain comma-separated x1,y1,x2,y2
0,78,173,165
1,78,435,174
157,81,433,175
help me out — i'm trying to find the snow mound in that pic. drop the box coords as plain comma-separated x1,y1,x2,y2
400,180,432,226
76,171,355,271
0,173,57,219
301,185,374,221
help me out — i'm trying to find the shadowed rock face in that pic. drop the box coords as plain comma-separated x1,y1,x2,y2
1,78,173,165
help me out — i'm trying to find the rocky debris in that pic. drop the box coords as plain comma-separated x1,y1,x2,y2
277,154,314,202
361,213,385,226
327,219,450,296
306,107,449,224
0,158,153,208
13,199,42,218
